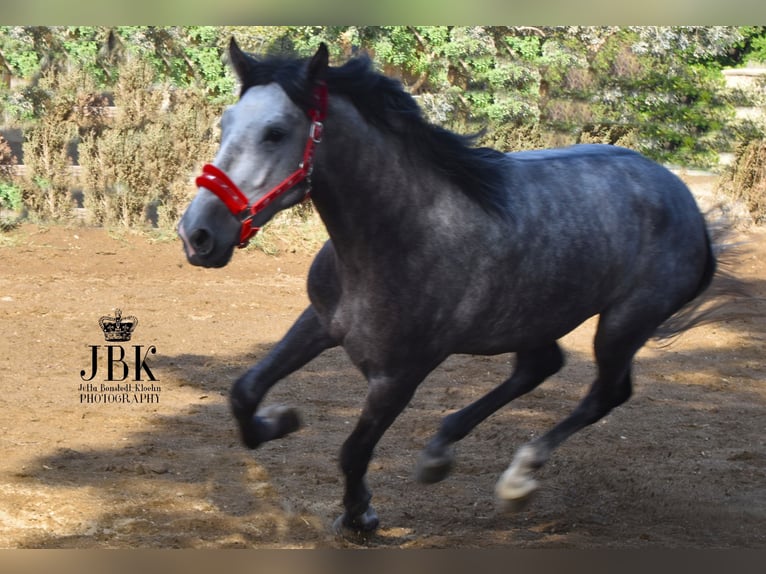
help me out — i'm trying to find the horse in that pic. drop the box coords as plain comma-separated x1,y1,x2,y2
178,39,724,535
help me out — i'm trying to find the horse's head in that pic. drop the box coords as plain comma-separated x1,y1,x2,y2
178,39,329,268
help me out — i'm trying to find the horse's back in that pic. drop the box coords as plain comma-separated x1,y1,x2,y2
453,143,715,349
504,144,707,249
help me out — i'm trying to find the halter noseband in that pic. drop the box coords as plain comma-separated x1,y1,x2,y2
195,82,328,248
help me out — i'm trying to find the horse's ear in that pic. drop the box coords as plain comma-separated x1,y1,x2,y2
307,42,329,83
228,37,252,82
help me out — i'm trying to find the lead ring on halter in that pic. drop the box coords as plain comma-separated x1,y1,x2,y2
194,81,328,248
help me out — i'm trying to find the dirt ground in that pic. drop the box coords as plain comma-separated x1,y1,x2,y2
0,176,765,549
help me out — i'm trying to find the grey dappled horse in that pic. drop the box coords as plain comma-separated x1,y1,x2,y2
178,40,722,535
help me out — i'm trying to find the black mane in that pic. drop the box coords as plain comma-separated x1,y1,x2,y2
238,51,509,215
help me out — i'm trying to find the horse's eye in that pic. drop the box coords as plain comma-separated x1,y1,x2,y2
263,127,287,144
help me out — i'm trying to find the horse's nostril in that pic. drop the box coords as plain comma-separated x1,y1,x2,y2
190,228,214,257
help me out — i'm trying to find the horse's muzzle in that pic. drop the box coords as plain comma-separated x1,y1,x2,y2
178,221,233,268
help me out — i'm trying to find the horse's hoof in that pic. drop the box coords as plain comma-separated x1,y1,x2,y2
495,489,537,514
332,507,379,541
236,417,262,450
257,404,302,439
238,405,302,449
494,473,539,513
415,445,455,484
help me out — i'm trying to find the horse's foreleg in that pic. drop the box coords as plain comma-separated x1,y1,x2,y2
416,343,564,484
334,373,423,535
230,305,336,449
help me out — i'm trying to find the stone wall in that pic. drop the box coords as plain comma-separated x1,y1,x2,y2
720,66,766,166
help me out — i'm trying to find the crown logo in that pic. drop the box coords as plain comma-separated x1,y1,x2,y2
99,309,138,342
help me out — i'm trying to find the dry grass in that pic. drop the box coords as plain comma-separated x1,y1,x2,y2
245,204,328,256
717,139,766,225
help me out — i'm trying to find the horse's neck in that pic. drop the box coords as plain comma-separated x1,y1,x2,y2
311,108,436,255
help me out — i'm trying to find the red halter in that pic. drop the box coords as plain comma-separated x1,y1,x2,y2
195,82,328,248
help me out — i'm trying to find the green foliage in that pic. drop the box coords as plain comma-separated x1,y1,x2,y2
112,26,235,99
0,27,40,79
2,26,766,228
184,27,234,99
622,62,731,166
536,27,736,167
0,181,22,210
291,26,742,167
747,33,766,64
482,123,561,153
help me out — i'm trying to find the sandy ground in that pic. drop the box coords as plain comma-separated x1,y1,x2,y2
0,176,764,549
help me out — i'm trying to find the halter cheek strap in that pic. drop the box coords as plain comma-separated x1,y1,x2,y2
194,82,328,248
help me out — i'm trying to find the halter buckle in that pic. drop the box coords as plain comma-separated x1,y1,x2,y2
309,121,324,143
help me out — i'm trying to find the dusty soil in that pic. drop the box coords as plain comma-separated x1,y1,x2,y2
0,177,765,549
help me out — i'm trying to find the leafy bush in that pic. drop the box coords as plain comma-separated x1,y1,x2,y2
0,181,22,210
577,124,641,149
0,181,22,231
480,122,564,152
0,134,21,230
3,26,766,229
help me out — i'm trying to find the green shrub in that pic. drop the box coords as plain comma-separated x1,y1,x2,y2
0,181,22,232
0,181,23,211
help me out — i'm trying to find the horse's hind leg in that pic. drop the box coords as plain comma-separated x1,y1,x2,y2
416,343,564,484
494,310,661,509
230,305,337,449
